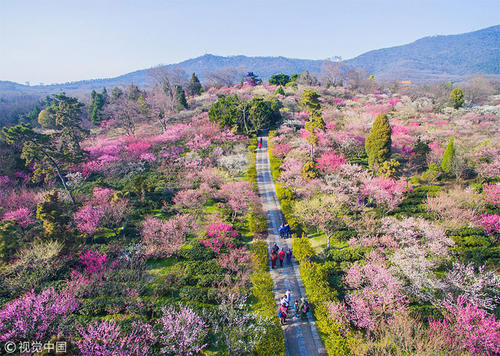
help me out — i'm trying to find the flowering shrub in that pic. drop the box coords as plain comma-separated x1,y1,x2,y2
2,207,35,227
342,253,407,331
0,288,78,342
483,184,500,205
80,249,108,275
141,215,193,257
76,319,155,356
477,214,500,235
317,152,346,173
361,177,410,212
158,304,208,355
201,222,237,253
429,297,500,355
74,207,105,234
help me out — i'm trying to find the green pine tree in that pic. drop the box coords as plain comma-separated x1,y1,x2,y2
187,73,202,96
174,85,188,111
365,114,392,171
441,136,456,173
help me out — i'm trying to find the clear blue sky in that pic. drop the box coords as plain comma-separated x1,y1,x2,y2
1,0,498,84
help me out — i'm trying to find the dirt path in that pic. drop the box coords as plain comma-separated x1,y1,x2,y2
256,133,325,356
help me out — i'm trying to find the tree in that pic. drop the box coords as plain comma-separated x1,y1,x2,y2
205,66,246,87
293,194,347,248
320,59,347,87
296,71,319,86
187,73,202,96
301,90,325,158
88,89,107,125
365,114,392,171
244,72,261,85
175,85,188,110
269,73,290,86
158,304,208,355
208,95,281,135
2,124,81,204
104,95,143,136
441,136,456,174
464,75,495,105
449,88,464,109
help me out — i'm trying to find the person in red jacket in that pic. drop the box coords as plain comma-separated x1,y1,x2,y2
271,250,277,269
278,248,285,267
279,302,288,325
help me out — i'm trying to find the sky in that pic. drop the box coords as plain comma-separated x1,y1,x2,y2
1,0,499,84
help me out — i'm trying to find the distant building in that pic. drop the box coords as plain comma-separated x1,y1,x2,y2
399,80,412,85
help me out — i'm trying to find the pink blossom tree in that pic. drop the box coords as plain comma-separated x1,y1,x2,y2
316,152,346,173
0,288,78,343
76,319,155,356
483,184,500,205
361,176,410,212
141,214,193,257
74,206,105,234
1,207,35,227
429,297,500,355
158,304,208,355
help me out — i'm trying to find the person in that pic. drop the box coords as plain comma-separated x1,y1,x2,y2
285,289,292,305
258,138,263,149
279,303,288,325
284,223,291,239
293,300,300,318
286,248,292,264
279,223,285,238
280,295,289,309
299,297,310,318
278,248,285,267
272,243,279,254
271,250,277,269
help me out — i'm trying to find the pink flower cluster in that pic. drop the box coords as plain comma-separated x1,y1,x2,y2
74,207,105,234
483,184,500,205
317,152,346,173
2,207,35,227
0,288,78,343
361,177,410,211
429,297,500,355
201,222,238,253
477,214,500,235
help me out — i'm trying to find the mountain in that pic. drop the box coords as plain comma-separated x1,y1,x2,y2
1,24,499,100
346,25,500,82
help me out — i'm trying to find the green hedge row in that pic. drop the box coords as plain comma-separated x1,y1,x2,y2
250,241,286,355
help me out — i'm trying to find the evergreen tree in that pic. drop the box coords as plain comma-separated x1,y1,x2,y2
88,89,106,125
365,114,392,171
301,90,325,158
441,136,456,174
174,85,188,110
449,88,464,109
187,73,202,96
269,73,290,86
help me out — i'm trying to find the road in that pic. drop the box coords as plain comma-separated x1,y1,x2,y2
256,133,326,356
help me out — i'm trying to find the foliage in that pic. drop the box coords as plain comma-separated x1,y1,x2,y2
449,88,465,109
269,73,291,86
365,114,392,171
175,85,188,111
292,233,315,262
89,89,107,125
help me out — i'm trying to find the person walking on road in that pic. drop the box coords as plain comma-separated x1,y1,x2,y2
279,303,288,325
285,289,292,304
284,223,291,239
286,248,292,264
279,223,285,238
278,248,285,267
272,242,279,254
258,138,263,149
271,250,277,269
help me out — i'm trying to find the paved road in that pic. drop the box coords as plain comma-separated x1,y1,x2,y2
256,133,326,356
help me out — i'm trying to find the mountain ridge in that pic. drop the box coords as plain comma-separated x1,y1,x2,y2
1,24,498,98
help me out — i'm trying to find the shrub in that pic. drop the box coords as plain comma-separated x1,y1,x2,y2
292,233,315,262
251,241,269,272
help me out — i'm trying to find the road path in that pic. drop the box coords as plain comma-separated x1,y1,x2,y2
256,133,325,356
